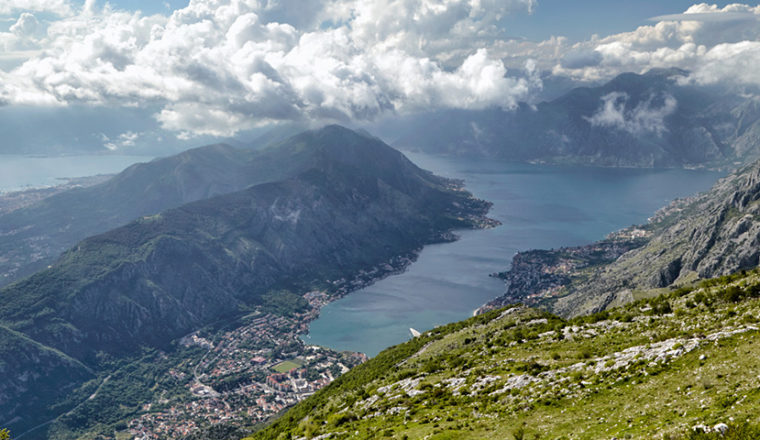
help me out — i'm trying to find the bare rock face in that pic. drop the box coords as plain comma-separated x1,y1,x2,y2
486,158,760,318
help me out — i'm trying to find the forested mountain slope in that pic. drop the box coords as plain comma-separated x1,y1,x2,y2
0,126,493,435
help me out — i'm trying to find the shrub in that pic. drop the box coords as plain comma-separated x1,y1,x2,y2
719,286,744,303
513,426,526,440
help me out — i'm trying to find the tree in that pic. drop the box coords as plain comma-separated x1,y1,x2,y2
0,428,10,440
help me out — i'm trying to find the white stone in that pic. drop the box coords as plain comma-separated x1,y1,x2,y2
714,423,729,434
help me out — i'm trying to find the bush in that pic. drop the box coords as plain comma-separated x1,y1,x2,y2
327,412,355,427
513,426,526,440
719,286,744,303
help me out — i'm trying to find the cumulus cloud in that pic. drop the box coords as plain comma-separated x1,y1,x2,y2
10,12,40,36
0,12,45,58
6,0,757,140
102,130,140,150
0,0,72,16
0,0,540,137
585,92,677,136
551,3,760,87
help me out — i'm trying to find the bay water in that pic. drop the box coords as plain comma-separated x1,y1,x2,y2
0,154,153,193
304,153,724,356
0,152,725,357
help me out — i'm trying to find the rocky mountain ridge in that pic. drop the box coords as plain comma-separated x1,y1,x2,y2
481,155,760,318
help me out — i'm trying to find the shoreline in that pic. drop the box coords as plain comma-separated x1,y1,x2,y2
297,195,500,357
0,174,113,215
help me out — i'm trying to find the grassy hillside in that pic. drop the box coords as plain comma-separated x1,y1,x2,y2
253,269,760,440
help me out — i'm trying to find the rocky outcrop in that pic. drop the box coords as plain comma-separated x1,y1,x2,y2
485,157,760,317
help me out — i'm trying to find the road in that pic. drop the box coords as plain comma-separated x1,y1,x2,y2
16,375,111,439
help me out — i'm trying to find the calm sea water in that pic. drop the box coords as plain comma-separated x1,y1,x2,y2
304,153,724,356
0,154,153,193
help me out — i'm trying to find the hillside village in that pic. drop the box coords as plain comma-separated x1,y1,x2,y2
127,293,367,439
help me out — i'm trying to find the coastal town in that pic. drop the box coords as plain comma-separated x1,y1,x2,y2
0,175,113,283
0,174,112,215
128,291,368,439
478,226,651,315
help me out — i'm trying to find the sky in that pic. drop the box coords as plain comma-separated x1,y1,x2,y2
103,0,742,42
502,0,740,41
0,0,759,152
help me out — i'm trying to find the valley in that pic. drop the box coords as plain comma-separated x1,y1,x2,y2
250,121,760,439
0,128,729,439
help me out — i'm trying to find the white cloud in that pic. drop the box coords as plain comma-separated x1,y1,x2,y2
585,92,677,136
0,0,72,16
8,0,759,140
10,12,40,36
0,12,45,61
103,130,140,150
688,40,760,86
551,3,760,86
0,0,540,137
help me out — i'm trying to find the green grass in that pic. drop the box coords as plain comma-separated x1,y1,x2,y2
272,360,303,373
252,269,760,440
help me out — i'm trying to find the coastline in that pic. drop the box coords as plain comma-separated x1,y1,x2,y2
0,174,113,215
298,192,500,356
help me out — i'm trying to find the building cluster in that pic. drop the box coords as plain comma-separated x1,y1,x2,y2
265,368,332,394
128,303,367,439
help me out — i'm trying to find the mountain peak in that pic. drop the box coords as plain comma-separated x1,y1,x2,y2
642,67,690,79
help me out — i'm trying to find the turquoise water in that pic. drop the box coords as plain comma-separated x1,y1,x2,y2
304,153,724,356
0,154,153,193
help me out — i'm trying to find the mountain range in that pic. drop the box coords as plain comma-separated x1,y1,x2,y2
389,68,760,168
4,69,759,289
0,126,493,436
6,70,760,438
249,149,760,440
